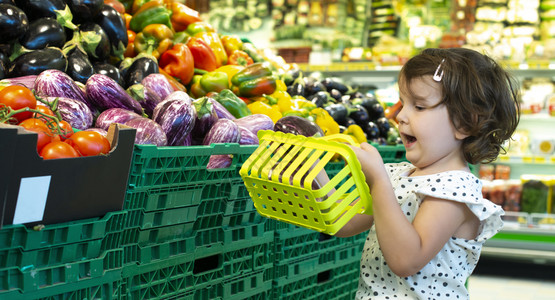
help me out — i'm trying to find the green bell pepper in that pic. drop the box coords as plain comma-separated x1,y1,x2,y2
230,62,273,87
212,89,251,118
129,0,173,33
200,71,230,94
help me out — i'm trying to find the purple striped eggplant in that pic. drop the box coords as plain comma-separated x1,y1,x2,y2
126,83,162,117
238,126,259,145
34,69,93,109
85,73,143,114
0,75,37,89
141,73,174,101
95,107,142,131
44,96,93,130
192,97,218,142
207,155,232,169
208,98,236,120
152,98,196,146
163,90,192,104
124,116,168,146
203,118,240,145
233,114,274,136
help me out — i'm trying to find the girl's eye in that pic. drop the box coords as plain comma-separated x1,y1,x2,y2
415,105,425,111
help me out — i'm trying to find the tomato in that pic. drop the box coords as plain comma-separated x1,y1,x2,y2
40,141,80,159
65,130,111,156
56,120,74,140
19,118,57,153
34,103,55,120
0,85,37,123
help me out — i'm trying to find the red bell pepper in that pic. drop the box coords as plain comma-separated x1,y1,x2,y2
194,32,228,67
186,36,219,72
170,1,203,32
159,43,195,85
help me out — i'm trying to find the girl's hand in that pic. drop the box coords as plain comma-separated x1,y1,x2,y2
349,142,387,188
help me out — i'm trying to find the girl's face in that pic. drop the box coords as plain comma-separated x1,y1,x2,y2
397,76,468,175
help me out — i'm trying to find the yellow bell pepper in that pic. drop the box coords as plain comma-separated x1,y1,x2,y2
344,124,367,144
247,101,282,123
310,107,340,136
215,64,244,86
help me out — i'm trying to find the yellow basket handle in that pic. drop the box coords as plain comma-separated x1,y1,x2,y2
317,134,360,147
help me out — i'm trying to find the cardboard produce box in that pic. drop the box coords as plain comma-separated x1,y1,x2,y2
0,123,136,228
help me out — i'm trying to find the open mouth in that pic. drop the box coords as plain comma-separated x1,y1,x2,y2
402,133,417,146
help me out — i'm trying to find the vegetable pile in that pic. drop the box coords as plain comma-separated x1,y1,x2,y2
0,0,402,164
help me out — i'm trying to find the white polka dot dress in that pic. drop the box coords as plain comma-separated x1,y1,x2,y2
356,162,504,300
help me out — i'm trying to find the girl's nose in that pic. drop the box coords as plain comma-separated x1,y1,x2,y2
396,105,407,124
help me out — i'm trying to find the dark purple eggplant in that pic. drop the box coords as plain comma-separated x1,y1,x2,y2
0,60,6,80
34,69,93,108
208,97,235,120
324,103,348,126
0,74,36,89
65,0,103,24
203,118,240,145
85,73,143,114
124,56,158,88
14,0,76,29
44,96,93,130
191,96,218,142
93,61,123,86
141,73,174,101
126,83,162,118
0,4,28,44
65,46,94,84
152,98,196,146
95,107,141,131
238,126,258,145
233,114,273,136
349,104,370,126
124,116,167,146
79,22,110,62
94,4,127,60
207,155,232,169
9,47,67,77
19,17,66,50
274,115,324,137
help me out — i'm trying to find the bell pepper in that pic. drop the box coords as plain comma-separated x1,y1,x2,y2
186,22,215,36
212,89,251,118
214,65,244,86
124,29,136,57
159,43,195,85
104,0,126,14
158,67,187,92
230,62,273,87
310,107,340,136
247,101,282,123
221,34,243,57
170,1,203,32
277,93,315,114
344,124,367,144
186,36,219,72
236,76,277,98
134,23,173,59
228,50,254,66
173,31,190,45
200,71,229,94
129,0,172,33
275,78,287,92
194,31,228,66
189,75,206,98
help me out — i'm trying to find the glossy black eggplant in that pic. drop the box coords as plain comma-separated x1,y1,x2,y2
9,47,67,77
79,22,110,62
14,0,68,21
329,89,343,102
307,91,329,108
65,0,103,24
95,4,127,60
66,46,93,84
0,0,14,4
323,103,348,126
93,61,123,86
0,59,6,80
287,77,305,97
125,56,158,88
321,77,349,94
20,17,66,50
0,4,28,44
348,104,370,126
0,45,10,66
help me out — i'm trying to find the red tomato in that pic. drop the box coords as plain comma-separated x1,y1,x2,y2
34,103,55,120
54,120,74,140
65,130,111,156
41,141,80,159
19,118,56,153
0,85,37,123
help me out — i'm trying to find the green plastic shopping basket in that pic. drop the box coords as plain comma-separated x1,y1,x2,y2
239,130,372,235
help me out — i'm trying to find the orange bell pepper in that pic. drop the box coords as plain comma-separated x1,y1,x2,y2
170,1,203,32
186,36,219,72
134,23,173,59
159,43,195,85
220,34,243,57
228,50,254,66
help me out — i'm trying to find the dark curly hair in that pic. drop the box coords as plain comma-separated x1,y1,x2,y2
398,48,520,164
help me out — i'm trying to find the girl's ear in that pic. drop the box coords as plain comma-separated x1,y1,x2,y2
455,129,469,141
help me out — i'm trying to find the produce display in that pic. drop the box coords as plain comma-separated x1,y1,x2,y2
0,0,401,165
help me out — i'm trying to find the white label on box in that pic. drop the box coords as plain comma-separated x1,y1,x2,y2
13,176,51,224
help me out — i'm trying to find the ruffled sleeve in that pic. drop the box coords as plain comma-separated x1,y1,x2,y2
415,171,504,242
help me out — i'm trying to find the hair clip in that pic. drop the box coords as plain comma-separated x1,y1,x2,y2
432,58,445,82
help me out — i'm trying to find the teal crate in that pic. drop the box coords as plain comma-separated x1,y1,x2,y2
127,143,257,190
0,211,127,251
124,185,204,211
274,226,320,262
0,248,124,293
0,269,124,300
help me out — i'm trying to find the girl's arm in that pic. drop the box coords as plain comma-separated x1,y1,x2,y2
350,143,473,277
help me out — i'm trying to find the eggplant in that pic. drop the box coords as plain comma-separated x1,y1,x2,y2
95,107,141,131
163,90,192,104
362,121,380,140
207,155,232,169
14,0,73,24
238,126,258,145
0,4,28,44
191,97,218,142
233,114,273,136
65,46,94,84
84,127,107,136
203,118,240,145
152,98,196,146
0,74,36,89
274,115,323,137
19,17,66,50
0,60,5,80
125,56,158,88
93,61,123,86
348,104,370,126
79,22,110,62
375,117,391,138
124,116,167,146
65,0,103,24
34,69,92,108
95,4,127,60
365,99,385,121
208,98,235,120
126,83,162,118
329,89,343,102
85,73,143,114
307,91,330,108
44,96,93,130
141,73,174,101
9,47,67,77
324,103,348,126
321,77,349,94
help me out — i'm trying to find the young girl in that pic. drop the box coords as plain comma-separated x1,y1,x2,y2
335,48,520,299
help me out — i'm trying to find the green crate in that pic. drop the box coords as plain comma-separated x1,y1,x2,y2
274,226,320,262
127,143,257,191
123,236,196,266
0,248,124,293
0,211,127,251
374,143,406,163
0,269,124,300
124,185,204,211
317,231,367,253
